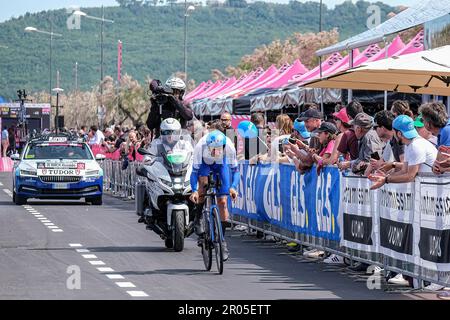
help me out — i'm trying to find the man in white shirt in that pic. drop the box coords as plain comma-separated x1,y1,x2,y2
369,115,437,188
88,125,105,146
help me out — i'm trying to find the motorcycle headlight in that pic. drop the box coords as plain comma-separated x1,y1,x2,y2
20,169,37,177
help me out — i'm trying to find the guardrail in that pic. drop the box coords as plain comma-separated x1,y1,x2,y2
101,159,450,288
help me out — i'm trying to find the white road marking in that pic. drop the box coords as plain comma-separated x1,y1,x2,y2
89,261,106,266
37,217,47,220
115,282,136,288
82,254,98,259
41,220,51,223
97,267,114,273
44,223,55,226
47,226,59,229
0,182,4,186
34,215,44,218
76,249,90,253
3,189,12,197
52,229,63,232
127,291,149,298
69,244,83,247
106,274,125,280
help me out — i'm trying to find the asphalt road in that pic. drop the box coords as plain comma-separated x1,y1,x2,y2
0,172,436,300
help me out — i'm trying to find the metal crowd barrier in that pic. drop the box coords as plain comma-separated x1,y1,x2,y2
101,159,450,289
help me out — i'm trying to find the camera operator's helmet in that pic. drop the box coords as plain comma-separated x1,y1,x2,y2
160,118,182,146
165,77,186,97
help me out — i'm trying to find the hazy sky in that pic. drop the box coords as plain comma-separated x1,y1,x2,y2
0,0,415,23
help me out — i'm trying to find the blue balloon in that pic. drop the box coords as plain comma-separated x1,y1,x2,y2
237,120,258,139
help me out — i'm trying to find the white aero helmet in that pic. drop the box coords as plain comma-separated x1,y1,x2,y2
161,118,182,146
165,77,186,91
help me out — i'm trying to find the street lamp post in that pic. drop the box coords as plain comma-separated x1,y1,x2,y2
184,3,195,83
73,8,114,128
25,26,62,118
52,88,64,134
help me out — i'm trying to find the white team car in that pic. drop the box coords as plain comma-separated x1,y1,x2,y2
11,134,105,205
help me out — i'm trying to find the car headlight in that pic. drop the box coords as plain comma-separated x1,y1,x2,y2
85,170,100,176
20,169,37,177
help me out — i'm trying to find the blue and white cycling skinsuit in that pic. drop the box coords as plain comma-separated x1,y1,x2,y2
190,135,240,196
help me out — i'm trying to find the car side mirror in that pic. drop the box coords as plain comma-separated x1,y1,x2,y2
10,154,20,161
95,154,106,161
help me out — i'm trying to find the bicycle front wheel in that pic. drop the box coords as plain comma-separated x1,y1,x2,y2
201,211,212,271
212,206,224,275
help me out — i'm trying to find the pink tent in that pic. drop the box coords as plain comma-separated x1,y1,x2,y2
261,59,309,89
185,81,208,100
213,69,265,99
323,44,381,77
249,63,291,89
368,35,405,62
289,52,345,85
235,65,278,92
187,80,224,101
393,30,424,56
190,77,237,101
185,80,213,101
223,65,280,98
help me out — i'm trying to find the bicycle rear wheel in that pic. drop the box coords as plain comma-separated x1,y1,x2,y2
211,206,224,275
201,211,212,271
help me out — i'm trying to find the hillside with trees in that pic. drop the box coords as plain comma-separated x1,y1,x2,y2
0,1,398,99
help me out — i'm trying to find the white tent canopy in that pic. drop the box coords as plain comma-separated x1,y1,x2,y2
305,45,450,96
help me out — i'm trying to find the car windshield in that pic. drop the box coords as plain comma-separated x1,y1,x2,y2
24,144,93,160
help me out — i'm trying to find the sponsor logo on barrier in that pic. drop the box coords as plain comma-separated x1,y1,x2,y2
420,194,450,217
290,169,307,228
263,167,282,222
419,228,450,263
316,171,333,233
342,187,371,205
379,190,413,212
343,213,373,245
380,218,413,254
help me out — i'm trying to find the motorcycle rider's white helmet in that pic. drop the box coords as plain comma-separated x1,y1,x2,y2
160,118,182,146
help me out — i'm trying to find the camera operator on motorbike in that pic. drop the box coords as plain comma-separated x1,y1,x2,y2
137,118,194,224
146,77,194,138
189,130,240,261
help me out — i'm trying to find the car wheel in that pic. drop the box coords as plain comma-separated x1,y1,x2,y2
14,192,27,205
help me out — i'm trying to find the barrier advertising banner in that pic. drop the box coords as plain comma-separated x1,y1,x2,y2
378,182,420,272
340,176,380,259
231,163,341,241
417,176,450,284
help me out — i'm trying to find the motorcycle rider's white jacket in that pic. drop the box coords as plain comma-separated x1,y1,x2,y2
147,136,194,162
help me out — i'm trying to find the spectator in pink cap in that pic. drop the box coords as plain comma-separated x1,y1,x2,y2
327,107,353,165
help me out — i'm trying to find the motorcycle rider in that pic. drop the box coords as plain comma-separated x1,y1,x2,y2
189,130,240,261
138,118,194,223
146,77,194,138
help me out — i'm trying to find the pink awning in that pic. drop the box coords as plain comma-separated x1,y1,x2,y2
368,35,405,62
185,80,213,101
262,59,309,89
289,52,345,85
393,30,424,56
185,81,208,100
213,69,265,99
193,77,237,100
323,45,381,76
187,80,223,101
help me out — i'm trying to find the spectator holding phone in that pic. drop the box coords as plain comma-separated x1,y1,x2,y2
364,110,405,176
311,122,338,173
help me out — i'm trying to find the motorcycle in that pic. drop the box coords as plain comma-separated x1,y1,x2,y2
135,147,194,252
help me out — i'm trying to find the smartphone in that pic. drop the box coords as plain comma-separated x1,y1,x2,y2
371,152,380,160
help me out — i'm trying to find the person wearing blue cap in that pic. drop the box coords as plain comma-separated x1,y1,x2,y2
293,119,311,141
369,115,437,190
